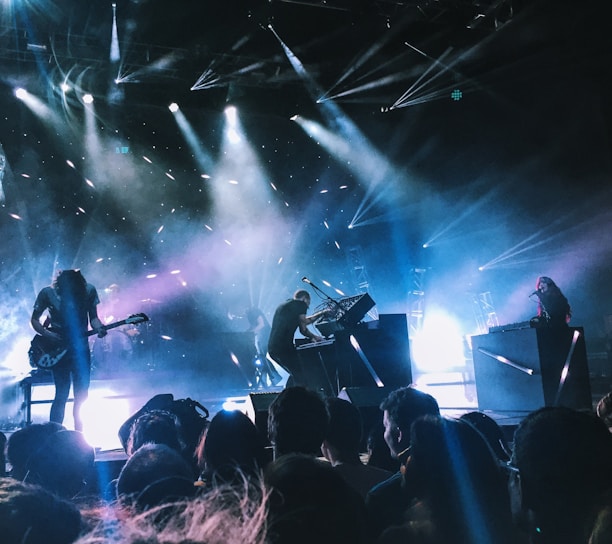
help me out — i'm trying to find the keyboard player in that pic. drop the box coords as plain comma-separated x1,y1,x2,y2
268,289,332,388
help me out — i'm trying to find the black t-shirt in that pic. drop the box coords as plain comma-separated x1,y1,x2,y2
268,299,308,356
33,284,100,334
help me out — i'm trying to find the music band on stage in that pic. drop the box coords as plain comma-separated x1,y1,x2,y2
28,270,574,428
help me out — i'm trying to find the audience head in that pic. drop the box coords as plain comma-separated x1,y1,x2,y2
589,490,612,544
74,483,268,544
379,385,440,460
195,409,268,484
20,430,94,499
126,409,184,456
460,410,512,462
366,421,399,472
402,415,516,543
0,477,82,544
596,391,612,431
6,422,65,480
0,432,6,477
264,453,368,544
267,386,328,459
510,406,612,543
116,442,197,510
322,397,363,464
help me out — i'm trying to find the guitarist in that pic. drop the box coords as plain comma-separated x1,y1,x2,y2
30,269,107,432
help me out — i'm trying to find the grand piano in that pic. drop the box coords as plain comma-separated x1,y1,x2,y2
295,294,412,396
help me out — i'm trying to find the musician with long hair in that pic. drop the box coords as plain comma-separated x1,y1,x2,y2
30,269,106,431
531,275,571,328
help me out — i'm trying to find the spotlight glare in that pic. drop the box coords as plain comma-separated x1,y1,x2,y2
422,243,428,248
82,93,94,104
60,83,70,93
168,102,179,112
224,105,237,122
227,128,241,144
15,88,27,100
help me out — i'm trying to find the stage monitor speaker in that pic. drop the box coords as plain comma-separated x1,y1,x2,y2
246,391,280,445
338,386,393,451
471,327,592,413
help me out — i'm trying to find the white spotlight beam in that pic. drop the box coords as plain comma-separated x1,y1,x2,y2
115,51,183,84
422,191,499,248
320,73,406,103
293,115,401,228
392,47,454,107
321,22,411,102
110,3,120,62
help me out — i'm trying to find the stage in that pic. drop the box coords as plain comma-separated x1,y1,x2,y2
2,321,610,463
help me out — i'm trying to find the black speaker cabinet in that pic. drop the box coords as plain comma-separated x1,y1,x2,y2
471,327,592,412
246,391,280,445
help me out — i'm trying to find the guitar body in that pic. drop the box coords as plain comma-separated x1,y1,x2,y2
28,313,149,369
28,335,69,369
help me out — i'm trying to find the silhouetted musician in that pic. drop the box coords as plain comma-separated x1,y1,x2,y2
268,289,332,388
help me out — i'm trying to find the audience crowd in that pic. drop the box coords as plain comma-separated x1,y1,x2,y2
2,382,612,544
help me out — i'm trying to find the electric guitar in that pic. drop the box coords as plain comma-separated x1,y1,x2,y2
28,313,149,369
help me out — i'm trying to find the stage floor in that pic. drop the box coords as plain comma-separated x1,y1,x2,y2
3,367,610,453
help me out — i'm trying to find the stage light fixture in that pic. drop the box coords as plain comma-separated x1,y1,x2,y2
83,93,94,104
168,102,179,112
15,88,27,100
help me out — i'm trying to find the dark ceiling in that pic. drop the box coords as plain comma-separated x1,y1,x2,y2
2,0,598,116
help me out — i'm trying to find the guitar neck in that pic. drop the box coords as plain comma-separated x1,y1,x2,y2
86,318,131,338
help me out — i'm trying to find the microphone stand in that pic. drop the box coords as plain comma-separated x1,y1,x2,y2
303,279,345,339
529,290,550,325
304,280,344,314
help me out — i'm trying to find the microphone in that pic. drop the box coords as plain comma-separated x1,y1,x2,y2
530,290,540,297
301,276,312,285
